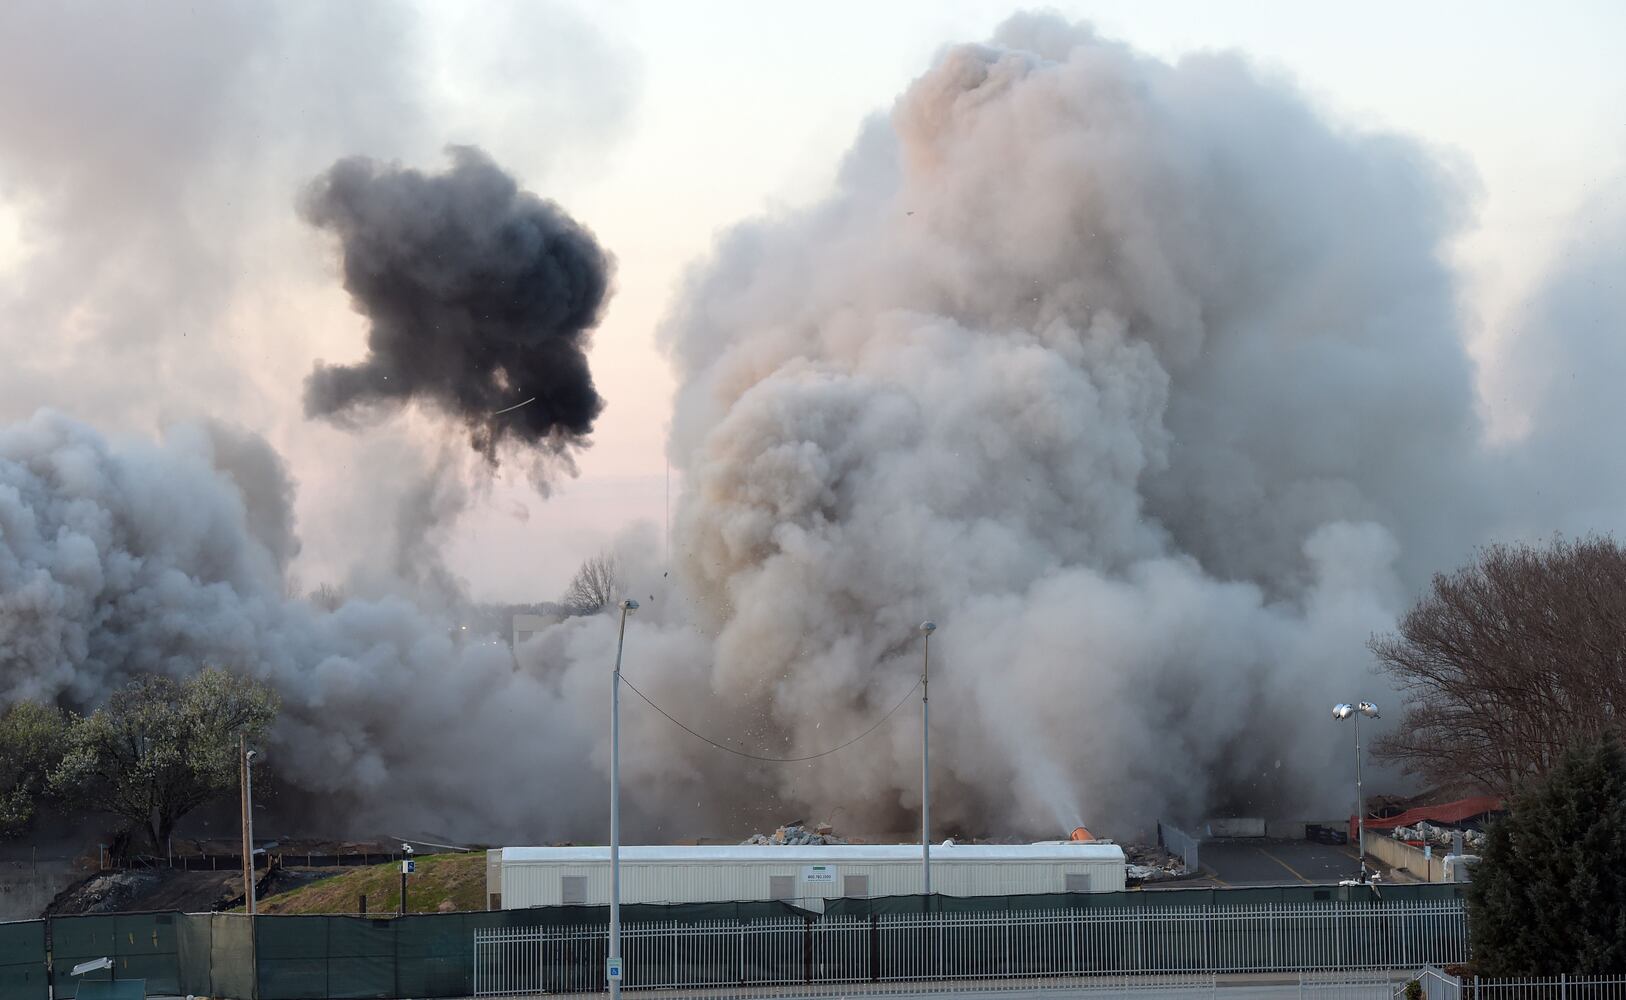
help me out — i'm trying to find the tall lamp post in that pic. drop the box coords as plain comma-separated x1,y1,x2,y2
1333,701,1380,882
609,597,638,1000
919,620,936,897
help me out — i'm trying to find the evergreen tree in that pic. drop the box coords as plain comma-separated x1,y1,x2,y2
1468,736,1626,975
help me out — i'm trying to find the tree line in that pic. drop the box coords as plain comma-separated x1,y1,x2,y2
1369,535,1626,976
0,667,277,853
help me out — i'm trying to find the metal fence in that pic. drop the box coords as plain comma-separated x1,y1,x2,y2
1405,968,1626,999
1300,970,1421,999
473,899,1467,996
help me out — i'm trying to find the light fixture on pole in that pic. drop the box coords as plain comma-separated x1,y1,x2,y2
400,844,415,914
919,620,936,897
609,597,638,1000
1332,701,1380,883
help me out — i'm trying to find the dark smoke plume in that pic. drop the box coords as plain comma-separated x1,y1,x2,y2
302,146,613,464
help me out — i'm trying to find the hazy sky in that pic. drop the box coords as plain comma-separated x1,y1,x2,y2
2,0,1623,602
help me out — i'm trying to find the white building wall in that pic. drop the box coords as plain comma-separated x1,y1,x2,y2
496,845,1126,909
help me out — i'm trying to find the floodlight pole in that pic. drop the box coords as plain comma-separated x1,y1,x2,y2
919,621,936,898
1354,709,1367,882
610,598,638,1000
1333,702,1379,883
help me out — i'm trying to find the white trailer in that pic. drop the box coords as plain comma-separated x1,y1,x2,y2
489,842,1126,911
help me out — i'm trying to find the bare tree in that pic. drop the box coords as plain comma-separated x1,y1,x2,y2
309,582,345,612
562,552,621,614
1371,536,1626,794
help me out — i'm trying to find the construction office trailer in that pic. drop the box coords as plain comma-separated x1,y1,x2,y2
488,842,1127,910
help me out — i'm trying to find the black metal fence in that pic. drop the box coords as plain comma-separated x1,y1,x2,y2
0,884,1468,1000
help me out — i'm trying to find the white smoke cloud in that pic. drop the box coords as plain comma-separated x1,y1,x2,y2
651,15,1482,834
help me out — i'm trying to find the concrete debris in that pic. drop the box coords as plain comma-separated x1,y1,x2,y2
1391,822,1487,851
741,824,850,846
1122,843,1190,881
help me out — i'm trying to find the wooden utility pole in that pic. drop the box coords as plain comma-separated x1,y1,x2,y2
239,733,256,915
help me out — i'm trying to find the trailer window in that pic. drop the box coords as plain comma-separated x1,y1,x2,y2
1064,873,1091,893
561,875,587,904
769,875,795,901
842,874,870,898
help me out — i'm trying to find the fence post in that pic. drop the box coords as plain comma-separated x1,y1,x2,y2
803,917,812,983
869,914,879,982
1137,904,1145,973
1561,972,1567,999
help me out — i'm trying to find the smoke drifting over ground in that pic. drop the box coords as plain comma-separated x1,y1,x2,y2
0,411,611,838
4,16,1625,843
303,147,613,470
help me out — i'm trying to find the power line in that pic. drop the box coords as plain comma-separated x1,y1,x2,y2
618,673,921,763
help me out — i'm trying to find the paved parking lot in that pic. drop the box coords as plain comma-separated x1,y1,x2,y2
1159,838,1365,887
1206,838,1363,885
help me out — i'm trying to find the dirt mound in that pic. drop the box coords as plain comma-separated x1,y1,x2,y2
45,868,254,915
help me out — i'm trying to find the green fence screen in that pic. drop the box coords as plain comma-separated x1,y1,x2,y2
209,912,257,1000
0,882,1471,1000
49,913,182,998
0,921,46,1000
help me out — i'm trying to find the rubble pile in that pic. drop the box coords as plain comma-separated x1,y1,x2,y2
1123,843,1190,882
45,871,161,915
741,824,849,846
1391,822,1487,851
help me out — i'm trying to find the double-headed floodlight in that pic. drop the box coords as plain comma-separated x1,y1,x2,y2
1332,701,1380,882
609,597,639,1000
919,621,936,896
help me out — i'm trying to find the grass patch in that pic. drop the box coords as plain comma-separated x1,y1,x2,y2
253,852,486,915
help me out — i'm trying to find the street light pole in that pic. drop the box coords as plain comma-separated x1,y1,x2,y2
919,621,936,898
1333,702,1380,882
610,598,638,1000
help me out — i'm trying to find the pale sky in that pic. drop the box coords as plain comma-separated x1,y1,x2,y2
4,0,1624,602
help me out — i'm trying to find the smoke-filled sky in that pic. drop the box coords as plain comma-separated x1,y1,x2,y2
2,0,1622,601
3,1,1626,843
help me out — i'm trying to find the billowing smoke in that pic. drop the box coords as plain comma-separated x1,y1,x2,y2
0,410,614,839
648,14,1479,834
5,15,1626,844
303,146,613,470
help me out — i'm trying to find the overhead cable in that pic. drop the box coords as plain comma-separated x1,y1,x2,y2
618,674,921,763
